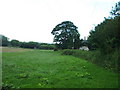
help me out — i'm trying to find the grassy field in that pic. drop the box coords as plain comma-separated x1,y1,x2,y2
2,48,118,88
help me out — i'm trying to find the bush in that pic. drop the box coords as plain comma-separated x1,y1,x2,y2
38,44,55,50
61,49,75,55
54,48,58,51
61,49,119,72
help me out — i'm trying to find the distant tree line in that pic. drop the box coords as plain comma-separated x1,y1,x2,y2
0,35,55,50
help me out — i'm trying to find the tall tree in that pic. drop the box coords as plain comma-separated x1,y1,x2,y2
51,21,80,49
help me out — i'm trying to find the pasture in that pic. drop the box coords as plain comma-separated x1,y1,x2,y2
2,47,118,88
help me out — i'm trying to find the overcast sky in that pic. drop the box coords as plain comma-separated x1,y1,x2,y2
0,0,119,43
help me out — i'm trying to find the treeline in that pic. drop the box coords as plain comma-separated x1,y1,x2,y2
0,35,55,50
87,2,120,72
62,16,120,71
87,1,120,53
88,16,120,53
87,15,120,72
62,2,120,72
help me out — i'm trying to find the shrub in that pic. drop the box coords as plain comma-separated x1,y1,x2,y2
61,49,75,55
61,49,119,72
54,48,58,51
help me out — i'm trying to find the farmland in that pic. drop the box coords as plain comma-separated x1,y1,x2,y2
2,47,118,88
1,47,32,52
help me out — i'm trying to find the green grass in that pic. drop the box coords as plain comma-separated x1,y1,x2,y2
61,49,119,72
2,50,118,88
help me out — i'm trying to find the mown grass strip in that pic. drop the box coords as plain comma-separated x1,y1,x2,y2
2,50,118,88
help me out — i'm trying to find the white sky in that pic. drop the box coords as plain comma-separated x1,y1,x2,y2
0,0,119,43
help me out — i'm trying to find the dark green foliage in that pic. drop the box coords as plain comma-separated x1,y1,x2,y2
61,49,119,72
88,16,120,54
0,35,9,46
86,3,120,72
62,49,94,62
27,42,39,49
20,42,55,50
0,34,55,50
61,49,75,55
10,39,20,47
51,21,81,49
38,44,55,50
54,48,58,51
81,39,88,47
20,42,28,48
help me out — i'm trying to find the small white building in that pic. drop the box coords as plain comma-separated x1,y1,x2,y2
79,46,89,51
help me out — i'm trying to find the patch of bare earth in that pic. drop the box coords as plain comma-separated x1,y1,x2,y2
0,47,33,52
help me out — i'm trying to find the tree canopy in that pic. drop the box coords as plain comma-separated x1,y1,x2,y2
110,1,120,16
0,35,9,46
10,39,20,47
51,21,81,49
88,14,120,54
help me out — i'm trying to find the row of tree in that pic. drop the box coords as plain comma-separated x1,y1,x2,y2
1,2,119,51
51,2,120,71
88,1,120,54
0,35,55,50
51,1,120,51
88,16,119,53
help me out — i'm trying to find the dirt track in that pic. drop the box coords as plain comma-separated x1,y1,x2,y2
0,47,32,52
